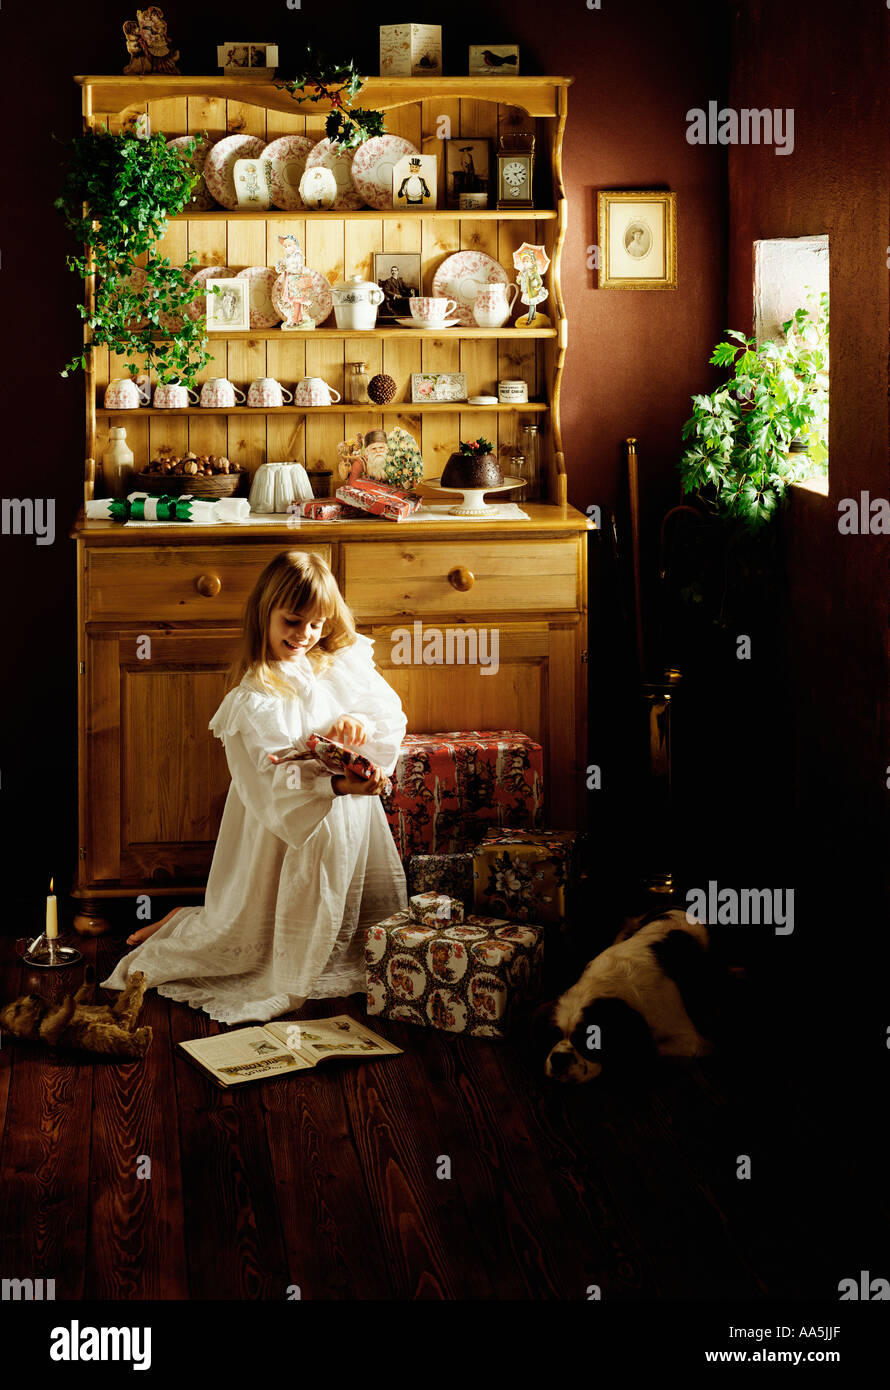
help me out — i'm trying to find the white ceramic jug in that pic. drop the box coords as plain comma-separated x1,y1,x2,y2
332,275,385,332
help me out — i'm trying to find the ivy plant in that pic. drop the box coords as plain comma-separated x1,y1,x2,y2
275,47,386,148
55,129,213,387
679,294,829,528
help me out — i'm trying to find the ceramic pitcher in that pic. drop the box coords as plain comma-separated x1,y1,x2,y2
473,283,518,328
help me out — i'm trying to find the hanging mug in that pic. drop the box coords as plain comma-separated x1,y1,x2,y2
473,283,519,329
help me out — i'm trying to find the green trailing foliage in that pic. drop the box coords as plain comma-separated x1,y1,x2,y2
55,129,214,387
275,47,386,148
679,294,829,528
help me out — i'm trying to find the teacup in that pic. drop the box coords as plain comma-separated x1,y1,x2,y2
154,382,200,409
293,377,342,407
247,377,294,408
200,377,246,409
410,296,458,325
104,377,142,409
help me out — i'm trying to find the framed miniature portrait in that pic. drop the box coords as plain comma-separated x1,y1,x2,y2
205,277,250,331
217,42,279,76
597,191,678,290
374,252,422,320
445,139,491,209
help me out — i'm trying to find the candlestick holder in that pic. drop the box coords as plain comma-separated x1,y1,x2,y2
15,932,83,968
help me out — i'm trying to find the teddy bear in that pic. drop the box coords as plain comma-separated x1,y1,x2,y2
0,967,152,1059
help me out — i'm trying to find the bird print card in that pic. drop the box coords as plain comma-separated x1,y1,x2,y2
469,45,521,76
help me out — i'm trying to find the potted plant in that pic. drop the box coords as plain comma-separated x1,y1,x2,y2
55,129,214,387
679,294,829,528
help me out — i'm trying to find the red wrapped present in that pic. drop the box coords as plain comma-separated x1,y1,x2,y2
336,476,423,521
382,730,543,861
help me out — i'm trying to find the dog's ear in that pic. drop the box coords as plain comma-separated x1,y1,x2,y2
530,999,562,1056
570,997,657,1075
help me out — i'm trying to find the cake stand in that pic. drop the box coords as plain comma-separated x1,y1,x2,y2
422,475,524,518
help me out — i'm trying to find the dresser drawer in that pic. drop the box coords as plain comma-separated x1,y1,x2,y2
342,539,580,618
86,544,332,622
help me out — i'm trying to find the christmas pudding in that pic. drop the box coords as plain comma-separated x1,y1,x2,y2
441,438,503,489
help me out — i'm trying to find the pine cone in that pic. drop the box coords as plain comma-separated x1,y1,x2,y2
368,373,397,405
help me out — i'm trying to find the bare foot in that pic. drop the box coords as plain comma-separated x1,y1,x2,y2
127,907,182,946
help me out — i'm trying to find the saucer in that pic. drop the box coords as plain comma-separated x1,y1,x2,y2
395,317,460,329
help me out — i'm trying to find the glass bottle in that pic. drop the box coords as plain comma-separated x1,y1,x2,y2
520,423,541,500
510,452,527,502
346,361,370,405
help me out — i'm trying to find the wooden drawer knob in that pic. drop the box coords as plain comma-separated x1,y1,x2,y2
448,566,475,592
195,573,222,597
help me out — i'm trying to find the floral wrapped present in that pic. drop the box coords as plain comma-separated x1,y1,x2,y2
407,848,477,904
365,910,543,1038
295,500,363,520
297,733,393,793
408,892,464,926
335,476,423,521
383,730,543,861
472,828,584,931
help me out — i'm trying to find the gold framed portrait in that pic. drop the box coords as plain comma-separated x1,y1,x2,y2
597,191,678,290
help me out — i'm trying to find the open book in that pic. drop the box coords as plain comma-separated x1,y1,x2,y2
178,1014,402,1088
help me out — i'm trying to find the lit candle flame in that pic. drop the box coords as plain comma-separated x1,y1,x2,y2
49,877,54,895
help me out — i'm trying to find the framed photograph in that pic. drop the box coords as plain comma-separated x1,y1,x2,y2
597,190,678,290
205,277,250,331
374,252,422,321
444,139,491,209
217,43,279,75
469,45,520,76
411,372,468,404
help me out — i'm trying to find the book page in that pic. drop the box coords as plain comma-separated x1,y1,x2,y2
179,1026,311,1085
265,1015,403,1062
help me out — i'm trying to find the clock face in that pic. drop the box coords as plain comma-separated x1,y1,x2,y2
503,159,528,189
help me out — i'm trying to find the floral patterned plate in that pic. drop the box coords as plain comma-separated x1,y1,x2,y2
270,268,334,327
185,266,234,322
431,251,510,327
236,266,283,329
350,135,419,211
263,134,316,210
167,135,216,210
305,138,364,211
203,134,267,210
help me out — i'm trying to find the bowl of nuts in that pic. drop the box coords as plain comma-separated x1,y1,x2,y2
137,452,245,497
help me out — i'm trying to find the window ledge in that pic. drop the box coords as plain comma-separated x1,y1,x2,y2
790,472,829,497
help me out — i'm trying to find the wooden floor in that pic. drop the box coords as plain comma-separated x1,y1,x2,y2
0,927,885,1300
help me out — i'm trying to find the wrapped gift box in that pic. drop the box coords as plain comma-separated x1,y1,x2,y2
383,730,543,861
296,500,363,520
407,848,477,904
472,828,585,931
409,892,464,926
305,733,392,793
335,477,423,521
365,909,543,1038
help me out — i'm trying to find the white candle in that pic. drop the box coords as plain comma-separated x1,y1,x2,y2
46,878,58,940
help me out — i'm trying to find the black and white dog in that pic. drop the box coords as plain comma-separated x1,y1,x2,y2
534,909,737,1083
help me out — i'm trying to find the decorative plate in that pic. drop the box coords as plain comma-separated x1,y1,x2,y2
203,134,267,210
167,135,217,210
350,135,419,211
236,266,283,329
431,251,510,326
263,134,316,210
305,138,364,210
394,317,460,329
270,267,334,327
186,266,234,322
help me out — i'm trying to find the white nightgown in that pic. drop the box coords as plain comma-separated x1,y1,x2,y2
100,634,408,1024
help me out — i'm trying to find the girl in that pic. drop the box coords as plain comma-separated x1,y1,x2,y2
100,551,408,1024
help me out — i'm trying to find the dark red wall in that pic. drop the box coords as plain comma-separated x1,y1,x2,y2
727,0,890,888
0,0,729,918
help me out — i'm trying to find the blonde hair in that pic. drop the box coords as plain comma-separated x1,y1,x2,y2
227,550,356,697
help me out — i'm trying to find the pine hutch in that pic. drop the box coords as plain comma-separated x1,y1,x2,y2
69,73,591,934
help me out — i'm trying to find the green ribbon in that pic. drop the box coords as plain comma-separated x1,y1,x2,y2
127,495,196,522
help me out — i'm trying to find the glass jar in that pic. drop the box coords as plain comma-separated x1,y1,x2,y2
346,361,370,405
510,452,527,501
520,423,541,500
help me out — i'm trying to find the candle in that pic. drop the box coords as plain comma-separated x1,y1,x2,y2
46,877,58,940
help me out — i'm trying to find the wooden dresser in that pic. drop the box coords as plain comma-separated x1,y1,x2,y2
70,74,590,933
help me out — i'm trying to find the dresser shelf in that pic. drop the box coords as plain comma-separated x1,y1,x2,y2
97,402,549,417
173,208,558,222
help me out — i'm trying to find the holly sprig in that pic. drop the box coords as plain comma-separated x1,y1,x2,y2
459,437,495,458
275,47,386,149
